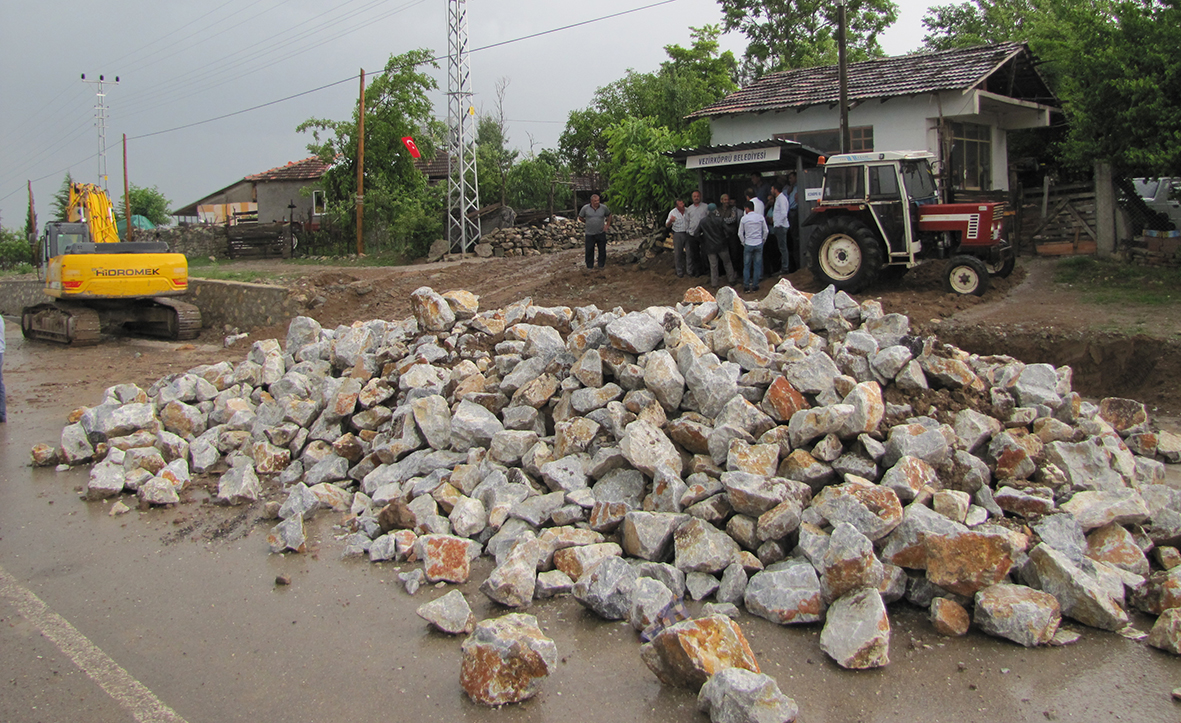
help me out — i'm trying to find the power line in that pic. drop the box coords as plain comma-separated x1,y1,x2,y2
5,0,688,204
118,0,429,120
100,0,247,70
129,0,682,140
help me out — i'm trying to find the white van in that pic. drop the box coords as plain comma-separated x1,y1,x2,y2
1133,177,1181,229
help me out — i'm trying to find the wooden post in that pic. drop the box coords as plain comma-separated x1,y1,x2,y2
1041,175,1051,221
837,1,850,154
356,69,366,256
123,134,132,242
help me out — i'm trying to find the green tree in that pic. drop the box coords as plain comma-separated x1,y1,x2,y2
603,117,695,224
506,155,571,211
50,172,75,221
921,0,1037,50
0,225,32,269
1039,0,1181,176
298,49,443,257
559,26,738,176
25,185,38,247
922,0,1181,177
475,77,517,207
718,0,898,80
119,184,172,226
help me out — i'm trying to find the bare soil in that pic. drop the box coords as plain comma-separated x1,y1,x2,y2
195,245,1181,414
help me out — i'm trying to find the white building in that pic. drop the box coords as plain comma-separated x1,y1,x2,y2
688,42,1059,193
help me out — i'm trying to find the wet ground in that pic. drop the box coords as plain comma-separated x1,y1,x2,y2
2,317,1181,722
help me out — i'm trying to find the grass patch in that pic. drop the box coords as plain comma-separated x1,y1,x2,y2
0,262,35,277
187,265,278,284
1054,257,1181,306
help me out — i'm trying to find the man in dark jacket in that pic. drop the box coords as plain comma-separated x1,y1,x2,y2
699,203,738,288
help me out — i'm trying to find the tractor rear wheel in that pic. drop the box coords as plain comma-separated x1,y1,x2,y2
809,216,883,293
944,255,990,296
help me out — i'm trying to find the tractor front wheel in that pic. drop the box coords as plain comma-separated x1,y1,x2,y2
944,255,991,296
809,216,883,293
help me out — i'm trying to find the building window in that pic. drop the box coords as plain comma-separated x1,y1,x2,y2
949,122,991,190
312,189,326,217
775,127,873,155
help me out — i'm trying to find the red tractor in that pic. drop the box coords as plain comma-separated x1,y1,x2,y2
807,150,1014,295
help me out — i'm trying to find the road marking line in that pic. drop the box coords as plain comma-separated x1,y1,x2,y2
0,564,188,723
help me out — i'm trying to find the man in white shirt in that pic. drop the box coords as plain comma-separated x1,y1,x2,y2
684,190,710,278
744,187,765,221
770,182,792,275
665,198,690,277
737,200,769,293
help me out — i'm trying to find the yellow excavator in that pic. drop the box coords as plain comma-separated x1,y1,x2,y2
22,183,201,345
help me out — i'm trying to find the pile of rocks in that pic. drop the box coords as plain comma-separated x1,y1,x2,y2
471,215,647,258
32,280,1181,713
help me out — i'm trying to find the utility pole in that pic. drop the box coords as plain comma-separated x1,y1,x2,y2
837,2,850,154
446,0,481,257
27,181,37,258
356,69,366,256
82,73,119,192
123,134,132,241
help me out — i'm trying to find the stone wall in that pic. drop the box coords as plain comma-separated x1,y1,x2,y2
188,278,300,331
0,280,45,316
0,278,300,333
474,215,648,258
149,225,229,259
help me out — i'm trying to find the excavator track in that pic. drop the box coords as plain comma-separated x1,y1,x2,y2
21,303,102,346
151,297,202,340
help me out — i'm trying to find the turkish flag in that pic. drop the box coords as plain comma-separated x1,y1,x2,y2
401,136,421,159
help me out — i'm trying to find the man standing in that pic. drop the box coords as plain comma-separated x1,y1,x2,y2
785,171,800,269
750,173,771,208
578,193,612,269
720,193,742,277
699,203,738,288
744,187,765,220
0,313,6,423
770,182,792,275
684,190,710,277
738,200,769,294
665,198,690,277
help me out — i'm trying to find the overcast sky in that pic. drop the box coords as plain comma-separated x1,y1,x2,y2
0,0,935,228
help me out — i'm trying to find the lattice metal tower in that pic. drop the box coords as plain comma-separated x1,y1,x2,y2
82,73,118,192
446,0,480,254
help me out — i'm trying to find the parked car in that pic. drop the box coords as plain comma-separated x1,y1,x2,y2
1133,177,1181,229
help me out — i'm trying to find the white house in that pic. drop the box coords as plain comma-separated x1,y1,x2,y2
688,42,1059,193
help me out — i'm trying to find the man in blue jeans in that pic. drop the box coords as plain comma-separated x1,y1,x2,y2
737,200,769,293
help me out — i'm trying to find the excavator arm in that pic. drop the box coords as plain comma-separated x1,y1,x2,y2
66,183,121,244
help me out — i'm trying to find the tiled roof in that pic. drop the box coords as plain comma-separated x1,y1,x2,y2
689,42,1056,119
414,153,451,179
245,156,333,182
